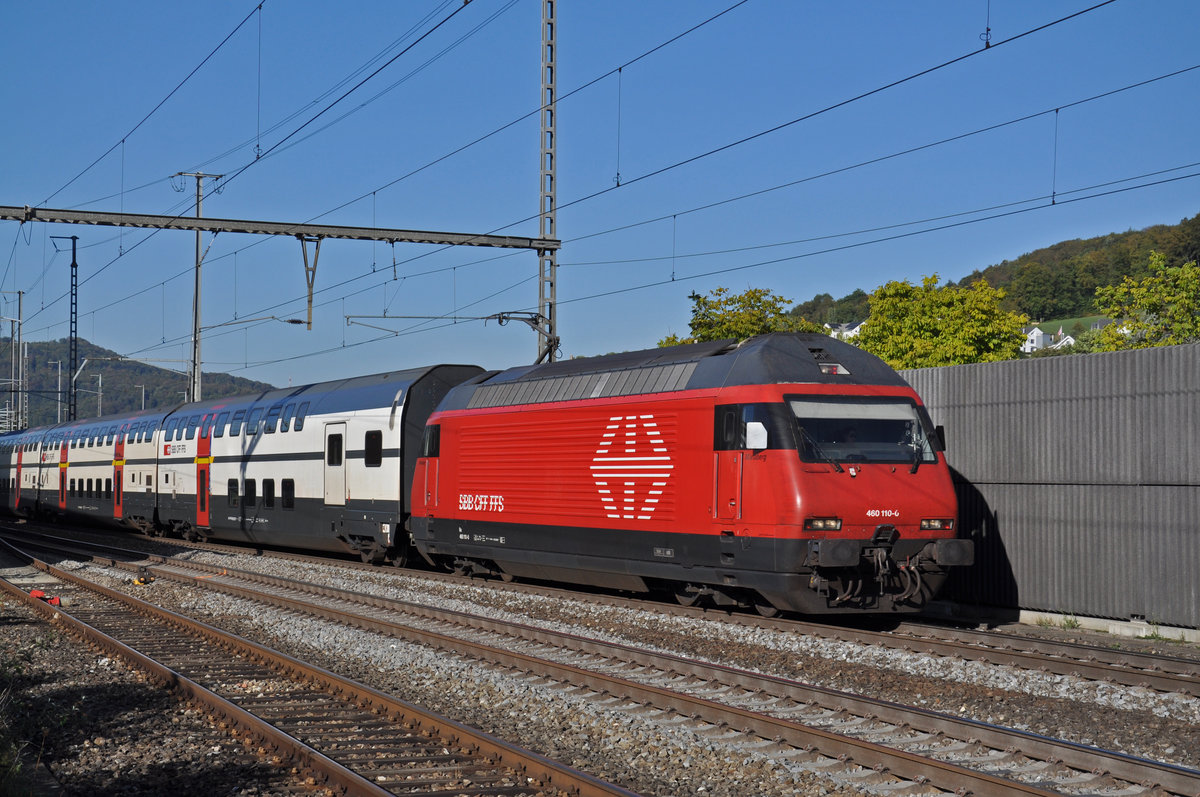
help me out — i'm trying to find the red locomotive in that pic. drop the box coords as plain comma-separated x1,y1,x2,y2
410,333,972,614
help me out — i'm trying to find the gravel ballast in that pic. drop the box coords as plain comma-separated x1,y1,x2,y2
6,537,1199,795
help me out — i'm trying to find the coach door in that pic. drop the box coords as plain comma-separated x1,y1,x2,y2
196,414,212,528
14,447,23,511
113,425,126,520
324,422,346,506
59,440,69,510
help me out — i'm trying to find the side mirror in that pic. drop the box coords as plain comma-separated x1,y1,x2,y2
745,421,768,450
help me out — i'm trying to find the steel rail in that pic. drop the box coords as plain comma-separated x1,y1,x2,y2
128,562,1063,795
21,537,1129,797
124,549,1200,797
0,536,639,797
0,542,393,796
11,522,1197,696
14,526,1200,794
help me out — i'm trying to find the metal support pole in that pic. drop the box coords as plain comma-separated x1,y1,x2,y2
48,235,80,421
176,172,222,403
1,290,24,429
536,0,559,363
299,236,323,331
16,292,22,429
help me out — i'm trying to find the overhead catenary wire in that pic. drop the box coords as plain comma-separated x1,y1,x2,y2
191,168,1200,375
37,2,265,209
21,0,482,324
191,58,1200,337
19,51,1198,353
103,161,1200,371
14,0,1171,376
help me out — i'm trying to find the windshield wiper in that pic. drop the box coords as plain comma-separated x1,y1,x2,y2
797,426,843,473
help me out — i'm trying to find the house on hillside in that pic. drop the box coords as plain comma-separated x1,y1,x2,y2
1021,326,1053,353
826,321,865,340
1023,324,1080,353
1050,334,1076,350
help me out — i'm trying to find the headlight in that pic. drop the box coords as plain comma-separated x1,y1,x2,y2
804,517,842,531
920,518,955,530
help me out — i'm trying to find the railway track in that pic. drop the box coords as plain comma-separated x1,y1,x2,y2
11,522,1199,697
8,528,1200,796
0,535,637,797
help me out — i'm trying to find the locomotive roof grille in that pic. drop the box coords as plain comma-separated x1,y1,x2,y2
468,362,699,409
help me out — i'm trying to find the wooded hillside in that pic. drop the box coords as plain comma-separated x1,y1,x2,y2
791,212,1200,324
0,338,274,428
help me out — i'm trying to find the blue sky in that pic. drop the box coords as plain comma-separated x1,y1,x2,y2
3,0,1197,388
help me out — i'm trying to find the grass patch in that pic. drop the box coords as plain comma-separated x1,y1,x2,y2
1138,624,1189,644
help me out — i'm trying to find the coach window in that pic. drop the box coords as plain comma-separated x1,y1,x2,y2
69,478,75,497
227,479,239,506
264,406,282,434
281,479,295,509
229,409,246,437
162,419,178,442
293,401,310,431
246,408,264,436
213,412,230,438
109,426,118,444
105,479,113,499
244,479,257,507
365,430,383,467
280,403,296,432
185,415,200,440
263,479,275,508
86,478,93,497
327,433,343,467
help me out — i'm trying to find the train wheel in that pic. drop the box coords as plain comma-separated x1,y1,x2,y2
753,598,781,618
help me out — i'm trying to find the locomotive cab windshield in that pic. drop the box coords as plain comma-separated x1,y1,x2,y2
789,396,938,466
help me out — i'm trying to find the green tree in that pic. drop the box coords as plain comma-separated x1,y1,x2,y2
659,286,824,346
856,275,1028,369
1093,251,1200,350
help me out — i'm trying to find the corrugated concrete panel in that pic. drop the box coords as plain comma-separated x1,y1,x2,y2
904,344,1200,486
944,482,1199,626
901,344,1200,628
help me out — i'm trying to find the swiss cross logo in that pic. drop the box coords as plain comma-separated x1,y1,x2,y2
590,414,672,520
